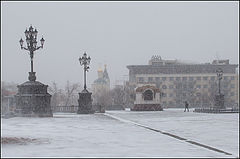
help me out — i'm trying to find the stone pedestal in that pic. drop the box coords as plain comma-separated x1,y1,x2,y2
214,94,225,109
131,104,163,111
77,89,95,114
15,73,53,117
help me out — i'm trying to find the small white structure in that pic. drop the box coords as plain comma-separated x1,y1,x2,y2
131,85,163,111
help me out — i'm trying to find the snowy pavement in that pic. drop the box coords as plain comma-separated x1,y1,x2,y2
1,108,239,158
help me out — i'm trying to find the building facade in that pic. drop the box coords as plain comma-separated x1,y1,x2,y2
127,55,239,108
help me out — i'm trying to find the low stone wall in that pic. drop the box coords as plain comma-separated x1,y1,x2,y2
105,105,125,110
52,105,105,113
92,104,105,113
52,106,78,113
194,108,239,113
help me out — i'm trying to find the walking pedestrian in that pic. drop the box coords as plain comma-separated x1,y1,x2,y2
184,101,189,112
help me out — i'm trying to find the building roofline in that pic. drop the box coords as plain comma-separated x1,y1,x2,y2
127,64,238,68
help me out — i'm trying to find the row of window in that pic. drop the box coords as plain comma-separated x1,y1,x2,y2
158,84,235,89
138,76,235,82
161,92,235,98
162,99,236,106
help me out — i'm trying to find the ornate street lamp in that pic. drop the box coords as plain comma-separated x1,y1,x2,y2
77,52,94,114
16,25,53,117
19,25,45,81
216,68,223,95
79,52,91,90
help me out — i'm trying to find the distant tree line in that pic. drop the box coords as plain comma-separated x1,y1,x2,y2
91,82,135,109
1,78,236,109
1,80,135,109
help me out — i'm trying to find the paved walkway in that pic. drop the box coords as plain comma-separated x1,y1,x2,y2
1,109,239,157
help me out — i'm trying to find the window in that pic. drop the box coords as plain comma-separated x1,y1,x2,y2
148,77,153,82
224,76,228,80
162,85,167,89
176,77,180,80
155,77,160,81
203,76,208,80
162,93,167,97
183,84,187,89
182,77,187,81
169,93,173,97
189,77,194,81
168,101,173,105
231,92,235,96
211,84,215,89
138,77,144,82
231,76,235,80
189,84,194,89
169,85,173,89
162,77,166,81
143,90,153,100
196,85,201,89
197,77,201,80
203,85,208,88
169,77,174,81
231,84,235,88
211,76,215,81
176,84,181,89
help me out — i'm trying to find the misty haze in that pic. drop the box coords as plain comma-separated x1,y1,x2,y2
1,1,239,158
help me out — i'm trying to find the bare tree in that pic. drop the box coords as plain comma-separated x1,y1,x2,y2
123,82,135,108
48,81,81,107
92,87,112,107
64,81,81,106
1,81,18,95
48,81,58,107
1,81,18,114
111,86,125,105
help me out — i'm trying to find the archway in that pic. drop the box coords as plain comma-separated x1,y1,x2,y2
143,89,153,100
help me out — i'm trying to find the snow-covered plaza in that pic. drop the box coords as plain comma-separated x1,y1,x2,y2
1,108,239,158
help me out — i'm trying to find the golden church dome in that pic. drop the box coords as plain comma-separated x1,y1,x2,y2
98,67,102,72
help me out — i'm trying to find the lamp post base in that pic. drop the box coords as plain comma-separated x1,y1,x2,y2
15,80,53,117
214,93,225,109
77,89,95,114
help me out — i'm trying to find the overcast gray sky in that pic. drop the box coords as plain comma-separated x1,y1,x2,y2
1,1,239,89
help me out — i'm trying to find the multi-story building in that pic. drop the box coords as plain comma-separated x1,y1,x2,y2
127,55,239,108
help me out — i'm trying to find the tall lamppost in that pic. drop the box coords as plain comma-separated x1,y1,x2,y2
216,68,223,95
79,52,91,90
16,25,52,117
19,25,45,81
215,67,225,109
77,52,94,114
